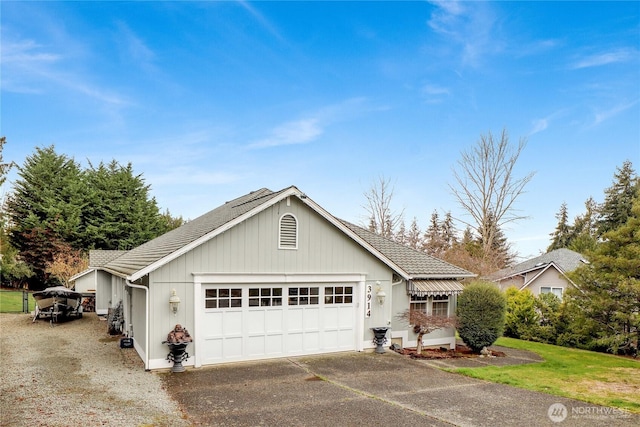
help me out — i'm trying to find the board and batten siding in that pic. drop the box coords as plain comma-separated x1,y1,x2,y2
146,197,395,363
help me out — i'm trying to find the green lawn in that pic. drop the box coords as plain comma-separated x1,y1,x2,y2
449,337,640,413
0,290,35,313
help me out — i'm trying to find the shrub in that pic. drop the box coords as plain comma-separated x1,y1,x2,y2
456,281,507,352
504,288,538,339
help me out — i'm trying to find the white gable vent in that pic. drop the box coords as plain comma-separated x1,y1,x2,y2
279,214,298,249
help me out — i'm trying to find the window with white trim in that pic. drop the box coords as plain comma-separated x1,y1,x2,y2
540,287,563,299
410,294,428,313
324,286,353,304
279,214,298,249
431,294,449,317
249,288,283,307
205,288,242,309
409,294,449,316
288,287,319,305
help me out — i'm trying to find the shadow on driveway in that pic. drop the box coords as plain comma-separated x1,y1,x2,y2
162,351,639,426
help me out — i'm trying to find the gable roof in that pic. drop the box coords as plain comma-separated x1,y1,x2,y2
102,186,474,282
103,187,286,279
490,248,588,281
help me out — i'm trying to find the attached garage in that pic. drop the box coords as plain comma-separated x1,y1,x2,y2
194,274,365,366
83,186,474,371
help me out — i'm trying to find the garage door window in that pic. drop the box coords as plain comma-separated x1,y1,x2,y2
249,288,283,307
325,286,353,304
288,287,319,305
205,288,242,308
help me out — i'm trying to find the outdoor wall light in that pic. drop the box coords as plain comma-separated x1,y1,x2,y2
169,289,181,315
375,281,386,306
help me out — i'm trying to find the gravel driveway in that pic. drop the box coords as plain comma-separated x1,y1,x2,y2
0,313,189,427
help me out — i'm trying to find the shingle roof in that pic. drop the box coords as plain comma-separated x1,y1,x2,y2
102,186,474,281
338,220,475,279
89,250,128,267
104,187,284,277
490,248,588,280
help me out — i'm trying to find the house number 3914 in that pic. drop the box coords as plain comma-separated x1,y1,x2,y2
365,284,372,318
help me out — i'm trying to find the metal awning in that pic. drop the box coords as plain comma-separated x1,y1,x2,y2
407,280,464,297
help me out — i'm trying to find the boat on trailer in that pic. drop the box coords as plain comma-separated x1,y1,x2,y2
32,286,83,323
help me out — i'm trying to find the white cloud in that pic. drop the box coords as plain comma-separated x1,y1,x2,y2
247,97,381,150
592,100,639,126
1,32,129,107
421,83,450,103
248,118,322,149
571,48,637,69
427,1,502,67
529,119,548,136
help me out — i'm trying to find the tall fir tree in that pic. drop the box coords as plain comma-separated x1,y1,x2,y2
597,160,638,236
548,202,570,251
567,188,640,354
406,217,422,250
83,160,169,250
6,146,86,288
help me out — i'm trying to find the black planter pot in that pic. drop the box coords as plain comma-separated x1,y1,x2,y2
164,342,190,373
371,327,390,354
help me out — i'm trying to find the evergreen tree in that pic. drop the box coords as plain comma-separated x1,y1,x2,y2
548,202,570,251
84,160,169,250
477,210,513,269
6,146,86,288
0,136,16,187
441,211,458,248
423,210,445,256
457,281,507,352
406,217,422,250
597,160,638,236
567,189,640,354
567,197,599,254
394,218,407,246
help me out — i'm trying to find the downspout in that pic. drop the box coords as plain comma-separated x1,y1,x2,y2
126,280,150,371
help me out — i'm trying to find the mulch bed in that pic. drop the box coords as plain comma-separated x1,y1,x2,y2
396,344,507,359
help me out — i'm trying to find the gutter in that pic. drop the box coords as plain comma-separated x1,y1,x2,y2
125,280,150,371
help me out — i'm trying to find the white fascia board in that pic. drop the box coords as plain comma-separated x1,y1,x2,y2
193,272,367,284
70,268,95,282
518,262,564,291
129,186,302,282
298,196,411,280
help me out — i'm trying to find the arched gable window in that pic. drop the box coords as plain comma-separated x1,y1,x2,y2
279,213,298,249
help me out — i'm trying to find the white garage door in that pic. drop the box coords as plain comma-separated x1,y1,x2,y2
201,284,356,364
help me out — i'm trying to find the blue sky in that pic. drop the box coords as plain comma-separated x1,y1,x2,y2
2,1,639,260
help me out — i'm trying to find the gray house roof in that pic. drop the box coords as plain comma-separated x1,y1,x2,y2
490,248,588,281
104,188,284,278
102,186,474,282
339,220,475,279
89,250,129,267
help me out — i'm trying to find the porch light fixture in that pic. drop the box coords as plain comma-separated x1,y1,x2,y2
375,282,386,306
169,289,181,315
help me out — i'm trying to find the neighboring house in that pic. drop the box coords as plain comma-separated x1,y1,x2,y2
488,248,588,298
71,250,128,315
75,186,474,370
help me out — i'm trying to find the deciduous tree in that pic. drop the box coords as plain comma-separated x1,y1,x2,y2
397,309,457,354
449,128,534,267
362,176,404,239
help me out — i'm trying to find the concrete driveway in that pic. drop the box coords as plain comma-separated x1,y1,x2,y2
162,351,638,426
